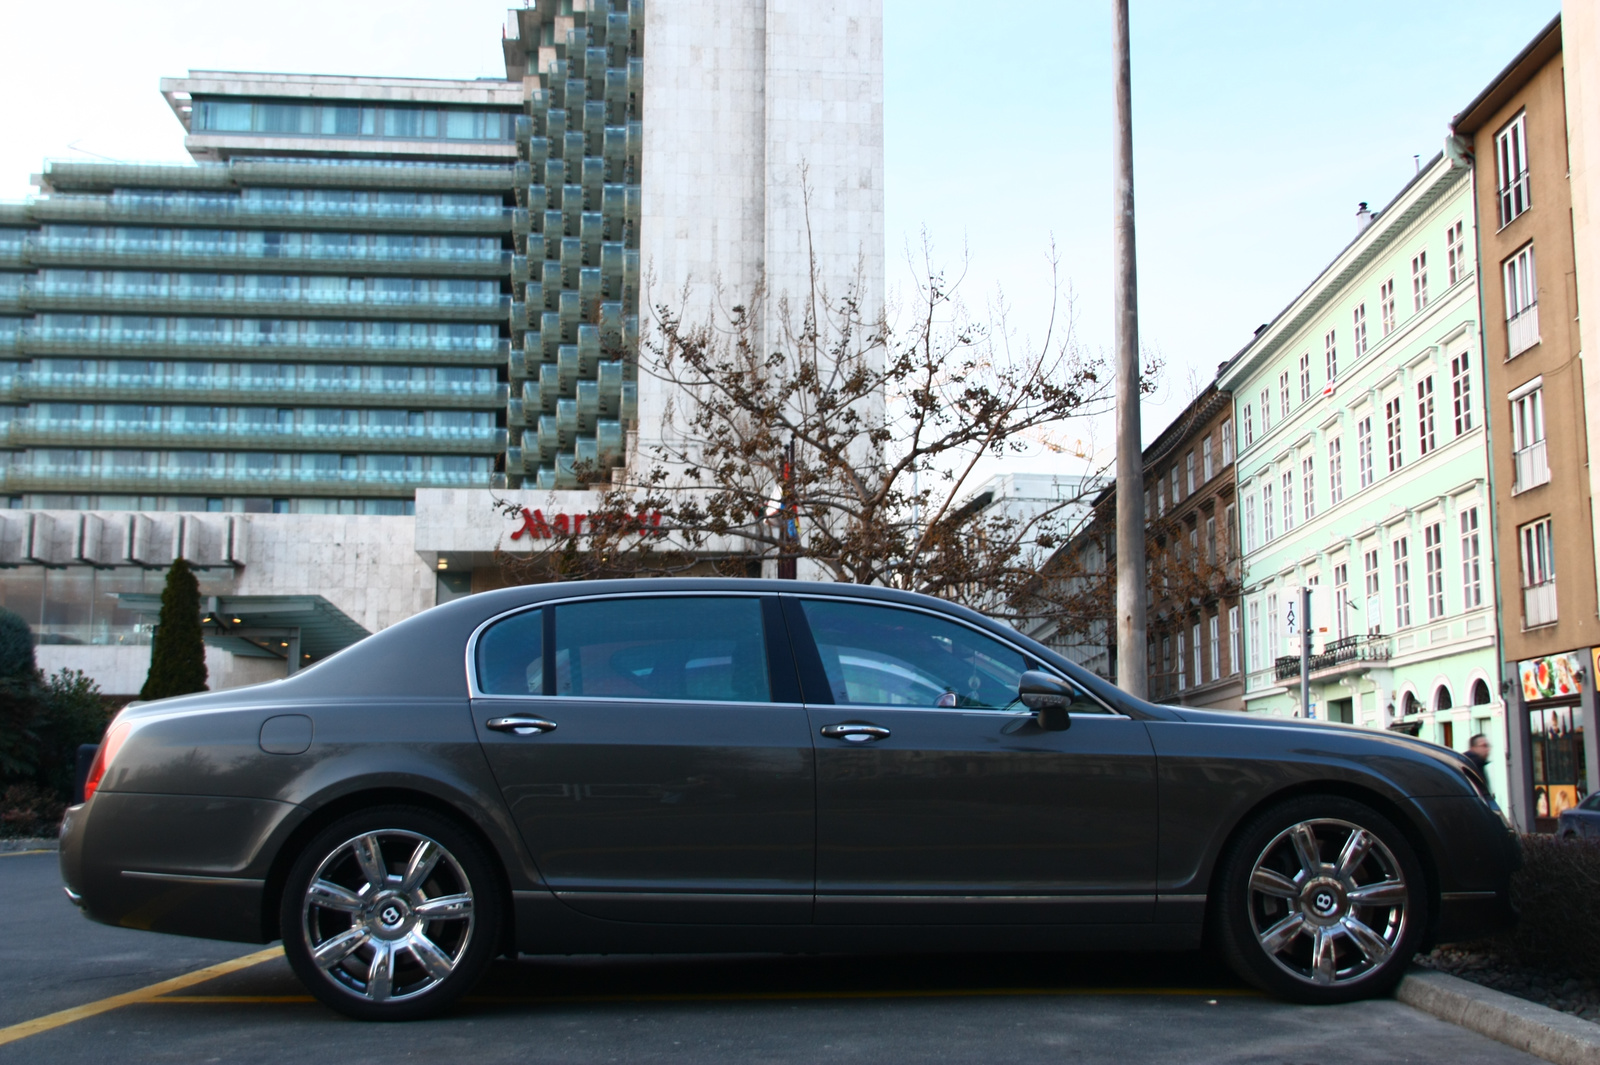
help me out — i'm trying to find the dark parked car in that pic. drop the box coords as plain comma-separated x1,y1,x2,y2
60,579,1517,1020
1557,792,1600,838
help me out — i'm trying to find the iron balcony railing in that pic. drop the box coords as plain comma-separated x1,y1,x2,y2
1275,635,1393,682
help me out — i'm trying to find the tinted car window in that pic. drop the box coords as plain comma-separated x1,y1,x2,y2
476,608,543,695
554,597,771,702
799,599,1029,710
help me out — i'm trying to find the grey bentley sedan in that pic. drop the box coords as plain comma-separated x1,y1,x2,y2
59,579,1517,1020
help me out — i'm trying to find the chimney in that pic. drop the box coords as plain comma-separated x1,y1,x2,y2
1355,202,1375,234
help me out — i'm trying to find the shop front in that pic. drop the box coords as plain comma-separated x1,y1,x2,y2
1511,650,1594,833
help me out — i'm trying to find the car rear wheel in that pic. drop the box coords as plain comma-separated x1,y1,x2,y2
279,806,503,1021
1214,795,1426,1004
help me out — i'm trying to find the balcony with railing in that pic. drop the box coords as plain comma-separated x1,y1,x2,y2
1523,580,1558,628
0,462,492,498
1275,635,1394,682
29,196,514,234
21,282,510,322
1508,303,1540,357
25,237,512,277
1513,439,1550,493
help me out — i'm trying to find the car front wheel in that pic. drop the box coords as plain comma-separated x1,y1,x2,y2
1215,795,1426,1004
279,806,503,1021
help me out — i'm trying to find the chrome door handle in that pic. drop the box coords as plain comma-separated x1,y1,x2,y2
486,716,558,736
820,723,890,742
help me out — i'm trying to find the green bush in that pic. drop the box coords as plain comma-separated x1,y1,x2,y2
140,557,208,700
0,782,64,838
1486,834,1600,979
0,609,36,680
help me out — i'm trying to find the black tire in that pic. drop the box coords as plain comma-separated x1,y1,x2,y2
1213,794,1427,1004
279,805,504,1021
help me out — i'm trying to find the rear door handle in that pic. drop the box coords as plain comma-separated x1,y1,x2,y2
486,716,558,736
820,723,890,742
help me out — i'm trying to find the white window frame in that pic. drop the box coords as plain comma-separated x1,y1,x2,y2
1417,375,1437,456
1299,352,1311,403
1201,436,1213,482
1379,278,1396,336
1505,243,1539,357
1261,389,1272,433
1281,469,1294,533
1450,351,1473,435
1333,562,1350,640
1496,111,1530,227
1185,451,1195,495
1385,397,1404,472
1247,600,1261,676
1412,250,1429,312
1262,482,1275,542
1460,506,1483,610
1392,536,1412,629
1193,622,1204,685
1328,436,1344,506
1227,605,1240,676
1279,371,1291,419
1177,631,1188,691
1510,377,1548,492
1424,521,1445,621
1301,455,1315,522
1221,420,1234,465
1519,516,1557,627
1446,219,1469,285
1358,415,1374,489
1244,493,1258,553
1266,593,1279,658
1364,547,1382,634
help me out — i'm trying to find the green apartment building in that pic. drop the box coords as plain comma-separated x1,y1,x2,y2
1218,155,1506,798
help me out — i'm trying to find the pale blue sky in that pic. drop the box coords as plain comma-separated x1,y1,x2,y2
0,0,1561,453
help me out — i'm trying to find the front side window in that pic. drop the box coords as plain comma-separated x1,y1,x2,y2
476,608,544,695
799,599,1034,710
552,596,771,702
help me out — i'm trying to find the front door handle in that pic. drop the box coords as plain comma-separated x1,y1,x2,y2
486,716,558,736
820,723,890,742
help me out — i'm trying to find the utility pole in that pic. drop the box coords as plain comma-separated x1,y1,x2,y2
1112,0,1147,699
1300,586,1312,717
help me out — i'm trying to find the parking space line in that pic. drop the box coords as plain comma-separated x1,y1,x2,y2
0,945,283,1047
0,850,53,858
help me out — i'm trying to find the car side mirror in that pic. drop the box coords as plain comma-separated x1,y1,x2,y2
1019,669,1075,731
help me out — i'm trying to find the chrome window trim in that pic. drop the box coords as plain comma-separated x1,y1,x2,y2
464,589,772,701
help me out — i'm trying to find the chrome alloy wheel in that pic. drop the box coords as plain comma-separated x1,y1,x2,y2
300,830,475,1004
1246,818,1409,987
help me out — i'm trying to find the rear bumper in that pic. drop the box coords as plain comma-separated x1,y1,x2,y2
59,790,300,944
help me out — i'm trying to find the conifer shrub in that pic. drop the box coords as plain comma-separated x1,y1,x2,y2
139,557,208,701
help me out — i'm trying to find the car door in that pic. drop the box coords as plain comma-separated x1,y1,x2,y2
469,593,814,924
786,595,1158,925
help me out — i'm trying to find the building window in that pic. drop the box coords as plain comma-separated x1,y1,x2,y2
1242,407,1254,448
1497,110,1530,227
1450,351,1473,435
1243,494,1258,553
1301,456,1315,522
1222,420,1234,464
1392,536,1412,629
1247,600,1261,675
1225,503,1237,557
1358,415,1374,488
1186,451,1196,495
1263,483,1275,542
1194,622,1204,685
1412,250,1429,312
1205,515,1217,565
1202,436,1214,481
1281,470,1294,534
1261,389,1272,433
1364,548,1382,634
1171,467,1181,506
1299,353,1311,402
1379,278,1396,336
1267,593,1279,658
1158,479,1167,516
1349,311,1363,367
1177,631,1187,691
1511,380,1548,492
1384,398,1404,473
1424,521,1445,621
1334,562,1350,640
1505,243,1539,356
1460,506,1483,610
1228,605,1240,675
1279,372,1291,419
1447,220,1469,285
1162,636,1171,686
1519,516,1557,627
1416,375,1436,456
1328,436,1344,505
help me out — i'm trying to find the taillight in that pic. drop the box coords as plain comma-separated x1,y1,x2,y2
82,719,130,804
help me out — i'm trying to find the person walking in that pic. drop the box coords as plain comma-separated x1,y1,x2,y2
1467,733,1493,797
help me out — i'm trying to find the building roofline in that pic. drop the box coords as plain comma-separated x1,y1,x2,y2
1217,152,1459,390
1450,15,1563,136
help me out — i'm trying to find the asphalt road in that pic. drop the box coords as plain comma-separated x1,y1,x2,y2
0,849,1546,1064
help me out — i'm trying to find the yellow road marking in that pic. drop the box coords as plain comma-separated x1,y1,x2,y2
0,946,283,1047
156,995,314,1004
0,850,53,858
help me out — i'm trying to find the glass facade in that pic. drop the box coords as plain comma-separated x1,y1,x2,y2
0,108,519,510
504,0,643,489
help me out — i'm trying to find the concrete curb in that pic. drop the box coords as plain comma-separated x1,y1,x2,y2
0,838,57,853
1397,968,1600,1065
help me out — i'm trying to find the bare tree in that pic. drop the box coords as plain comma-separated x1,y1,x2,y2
496,238,1156,622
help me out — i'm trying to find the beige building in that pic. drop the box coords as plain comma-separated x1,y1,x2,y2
1451,15,1598,830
